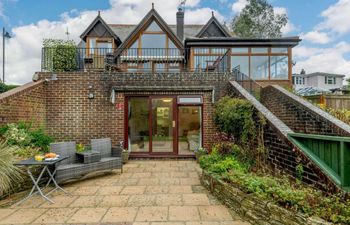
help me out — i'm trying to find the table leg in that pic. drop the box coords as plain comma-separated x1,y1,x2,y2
45,167,69,196
16,166,54,205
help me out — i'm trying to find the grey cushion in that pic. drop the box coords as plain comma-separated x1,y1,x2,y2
91,138,112,157
50,141,76,165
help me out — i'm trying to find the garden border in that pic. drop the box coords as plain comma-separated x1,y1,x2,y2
200,170,332,225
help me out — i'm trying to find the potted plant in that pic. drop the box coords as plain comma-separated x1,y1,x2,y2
76,143,85,153
195,147,208,163
122,149,129,164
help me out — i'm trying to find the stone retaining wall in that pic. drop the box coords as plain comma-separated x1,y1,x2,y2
201,171,332,225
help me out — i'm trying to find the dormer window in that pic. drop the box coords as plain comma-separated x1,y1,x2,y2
87,37,114,55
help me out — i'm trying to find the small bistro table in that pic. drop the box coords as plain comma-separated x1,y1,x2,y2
14,156,69,205
76,151,101,164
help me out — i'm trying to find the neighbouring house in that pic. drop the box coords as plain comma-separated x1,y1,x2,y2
292,71,346,92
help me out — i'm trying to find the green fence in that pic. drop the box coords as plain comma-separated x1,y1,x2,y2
288,133,350,191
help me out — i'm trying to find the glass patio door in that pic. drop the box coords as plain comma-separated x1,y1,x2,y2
151,98,175,153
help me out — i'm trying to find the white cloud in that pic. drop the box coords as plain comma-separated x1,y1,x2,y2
231,0,248,13
294,42,350,80
317,0,350,35
2,0,224,84
301,31,332,44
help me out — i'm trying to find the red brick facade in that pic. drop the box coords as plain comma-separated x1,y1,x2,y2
0,81,46,128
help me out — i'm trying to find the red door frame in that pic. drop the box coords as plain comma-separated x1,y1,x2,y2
124,94,203,157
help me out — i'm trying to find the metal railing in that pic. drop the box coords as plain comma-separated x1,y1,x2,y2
288,133,350,190
232,67,263,101
41,47,234,73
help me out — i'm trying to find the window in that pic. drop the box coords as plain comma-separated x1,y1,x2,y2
271,48,288,54
231,48,249,54
145,21,162,32
251,56,269,80
293,77,305,85
251,48,268,53
270,55,288,80
325,76,336,84
178,96,203,104
231,56,249,76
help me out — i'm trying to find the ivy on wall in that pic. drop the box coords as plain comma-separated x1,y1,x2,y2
43,39,77,72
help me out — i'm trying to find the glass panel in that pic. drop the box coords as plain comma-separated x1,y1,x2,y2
141,34,166,48
270,55,288,80
152,98,173,153
145,21,162,32
271,48,288,54
178,97,202,104
89,38,96,54
178,106,201,155
128,98,150,152
211,48,227,54
194,48,209,54
169,39,176,48
231,56,249,76
155,63,166,72
251,56,269,80
97,41,113,54
251,48,268,54
231,48,249,53
193,55,218,70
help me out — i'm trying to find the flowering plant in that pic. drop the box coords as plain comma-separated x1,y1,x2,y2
4,124,31,146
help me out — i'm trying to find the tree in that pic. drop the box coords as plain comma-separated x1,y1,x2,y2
42,39,77,72
231,0,288,38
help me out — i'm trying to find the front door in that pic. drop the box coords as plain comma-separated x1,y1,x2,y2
127,96,176,155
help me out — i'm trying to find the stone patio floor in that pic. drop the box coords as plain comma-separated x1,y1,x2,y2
0,160,251,225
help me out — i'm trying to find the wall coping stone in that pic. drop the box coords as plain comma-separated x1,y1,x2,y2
230,81,293,137
271,85,350,135
0,80,45,102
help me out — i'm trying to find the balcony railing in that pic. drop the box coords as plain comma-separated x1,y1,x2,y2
232,67,263,101
41,47,232,73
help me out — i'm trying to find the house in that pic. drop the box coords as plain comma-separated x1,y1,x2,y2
38,4,300,158
292,71,346,91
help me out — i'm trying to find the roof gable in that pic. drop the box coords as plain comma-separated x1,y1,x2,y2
196,15,231,38
80,13,122,45
114,8,184,57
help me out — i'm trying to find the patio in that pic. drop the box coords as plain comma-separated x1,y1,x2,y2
0,160,250,225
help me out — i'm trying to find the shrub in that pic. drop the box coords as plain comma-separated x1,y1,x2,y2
0,142,23,195
212,142,241,157
214,97,255,144
0,83,18,93
1,122,54,152
199,152,350,224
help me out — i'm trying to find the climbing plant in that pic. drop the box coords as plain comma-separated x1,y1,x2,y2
43,39,77,72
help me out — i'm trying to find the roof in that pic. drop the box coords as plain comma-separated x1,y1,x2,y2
185,36,301,47
196,15,231,38
80,13,122,45
293,72,346,78
113,8,184,58
295,87,331,96
109,24,203,42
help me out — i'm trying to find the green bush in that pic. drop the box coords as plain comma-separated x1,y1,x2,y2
0,83,18,93
1,122,53,153
214,97,255,144
199,152,350,224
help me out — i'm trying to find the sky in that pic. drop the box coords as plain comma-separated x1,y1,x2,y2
0,0,350,84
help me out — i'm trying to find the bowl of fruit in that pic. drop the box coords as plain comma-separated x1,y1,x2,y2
44,152,59,161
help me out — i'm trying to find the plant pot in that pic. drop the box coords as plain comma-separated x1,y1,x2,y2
122,152,129,164
195,152,206,163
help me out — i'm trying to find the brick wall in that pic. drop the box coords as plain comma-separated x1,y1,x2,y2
37,72,222,148
0,81,46,128
229,81,340,192
261,85,350,137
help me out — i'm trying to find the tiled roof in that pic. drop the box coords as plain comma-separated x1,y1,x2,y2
293,72,346,78
108,24,203,42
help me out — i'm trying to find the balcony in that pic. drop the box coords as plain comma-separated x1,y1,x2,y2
41,47,230,73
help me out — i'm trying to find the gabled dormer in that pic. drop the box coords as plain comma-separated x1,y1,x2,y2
113,6,184,72
196,13,231,38
80,12,122,51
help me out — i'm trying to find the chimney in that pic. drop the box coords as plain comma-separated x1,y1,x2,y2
176,8,184,41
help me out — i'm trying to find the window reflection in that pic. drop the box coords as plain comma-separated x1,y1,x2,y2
231,56,249,76
270,55,288,80
251,56,269,80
